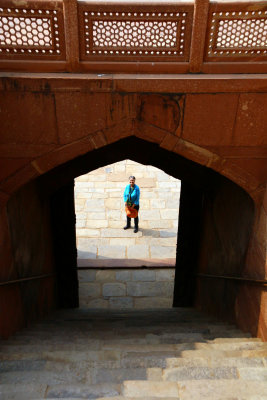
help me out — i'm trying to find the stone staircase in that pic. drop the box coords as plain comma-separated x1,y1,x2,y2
0,308,266,399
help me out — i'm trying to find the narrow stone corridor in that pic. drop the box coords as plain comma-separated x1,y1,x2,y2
0,308,266,399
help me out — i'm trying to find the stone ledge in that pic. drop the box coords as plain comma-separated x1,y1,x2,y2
78,258,176,268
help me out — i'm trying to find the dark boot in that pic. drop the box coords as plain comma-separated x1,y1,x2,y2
134,216,139,233
124,216,131,230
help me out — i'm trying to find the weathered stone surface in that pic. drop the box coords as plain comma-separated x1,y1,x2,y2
134,297,173,308
46,383,120,398
163,366,238,381
105,198,122,209
79,283,101,297
109,297,134,309
97,245,126,259
127,282,174,297
86,220,108,228
160,209,179,220
132,270,155,282
156,269,175,281
86,298,109,309
78,270,96,282
148,219,172,229
101,229,142,238
150,246,176,258
86,212,106,220
127,245,149,259
77,247,97,259
116,270,132,282
141,210,160,220
96,270,116,281
122,380,179,397
103,283,126,297
238,367,267,381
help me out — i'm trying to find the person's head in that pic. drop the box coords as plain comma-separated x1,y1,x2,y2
129,176,135,187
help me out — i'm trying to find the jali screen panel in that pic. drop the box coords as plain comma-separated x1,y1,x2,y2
78,2,193,62
0,0,65,60
205,2,267,61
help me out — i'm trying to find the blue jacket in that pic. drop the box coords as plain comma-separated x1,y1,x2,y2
123,184,140,205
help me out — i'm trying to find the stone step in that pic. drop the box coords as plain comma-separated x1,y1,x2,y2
0,383,120,399
122,380,267,399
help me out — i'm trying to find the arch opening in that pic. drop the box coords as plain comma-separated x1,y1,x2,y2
3,136,255,338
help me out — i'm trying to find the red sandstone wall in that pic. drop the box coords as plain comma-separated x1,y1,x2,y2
0,181,56,338
0,76,266,339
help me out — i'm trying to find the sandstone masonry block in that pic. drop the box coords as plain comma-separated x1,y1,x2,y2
160,209,179,220
148,220,172,229
116,270,132,282
103,283,126,297
105,198,121,209
141,210,160,220
127,281,174,297
86,220,108,228
86,212,106,220
79,283,101,297
127,245,149,259
78,270,96,282
132,270,155,282
98,245,126,259
96,270,116,281
156,269,175,281
134,297,173,308
77,248,97,259
109,297,133,309
150,246,176,259
86,298,109,309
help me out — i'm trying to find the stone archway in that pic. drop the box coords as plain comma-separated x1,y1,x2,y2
2,135,262,340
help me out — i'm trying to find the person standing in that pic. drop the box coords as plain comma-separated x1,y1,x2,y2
123,176,140,233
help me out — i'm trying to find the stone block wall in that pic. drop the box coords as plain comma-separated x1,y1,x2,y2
75,160,180,266
78,268,175,309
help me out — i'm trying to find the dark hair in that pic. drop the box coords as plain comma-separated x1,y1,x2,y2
129,176,135,180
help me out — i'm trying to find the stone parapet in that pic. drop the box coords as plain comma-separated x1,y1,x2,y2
78,268,175,309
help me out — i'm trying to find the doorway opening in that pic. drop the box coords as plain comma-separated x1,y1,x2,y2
74,159,181,309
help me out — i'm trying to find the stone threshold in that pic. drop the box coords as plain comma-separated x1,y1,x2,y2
77,258,176,268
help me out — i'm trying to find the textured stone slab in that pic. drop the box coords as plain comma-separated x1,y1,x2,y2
86,219,108,228
148,220,172,229
79,283,101,297
127,245,149,259
91,367,147,384
122,380,179,397
98,245,126,259
238,367,267,381
101,229,142,238
0,384,47,399
96,270,116,281
155,269,175,281
103,283,126,297
86,298,109,309
78,270,96,282
127,282,174,297
150,246,176,259
160,209,179,220
109,297,134,309
116,270,132,282
134,297,173,309
163,366,238,381
175,379,267,400
46,383,120,398
132,270,155,282
140,210,160,220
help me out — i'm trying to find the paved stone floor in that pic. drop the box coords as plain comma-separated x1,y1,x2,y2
0,308,267,399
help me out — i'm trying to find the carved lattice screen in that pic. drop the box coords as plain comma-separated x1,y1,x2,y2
78,3,193,62
206,5,267,61
0,1,65,60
